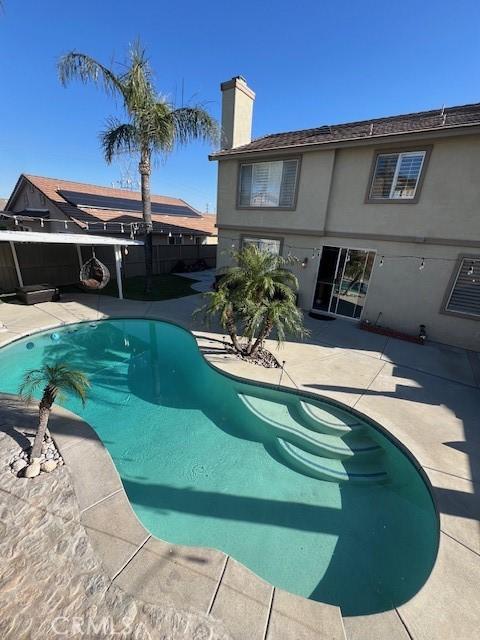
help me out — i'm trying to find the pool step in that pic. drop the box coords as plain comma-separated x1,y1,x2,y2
276,438,388,485
298,400,365,435
239,394,380,460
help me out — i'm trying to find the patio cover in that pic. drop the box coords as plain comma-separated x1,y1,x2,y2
0,230,144,299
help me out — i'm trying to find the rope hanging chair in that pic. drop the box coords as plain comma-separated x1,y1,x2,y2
79,249,110,290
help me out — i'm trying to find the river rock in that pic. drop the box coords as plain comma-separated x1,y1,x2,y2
41,460,58,473
12,459,27,474
24,460,41,478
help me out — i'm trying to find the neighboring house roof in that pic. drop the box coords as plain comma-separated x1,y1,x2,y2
7,175,216,236
211,102,480,158
0,198,7,211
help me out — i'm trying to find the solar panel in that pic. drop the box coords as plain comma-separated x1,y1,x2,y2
58,190,199,217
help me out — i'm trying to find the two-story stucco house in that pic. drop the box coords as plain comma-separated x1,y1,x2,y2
210,76,480,351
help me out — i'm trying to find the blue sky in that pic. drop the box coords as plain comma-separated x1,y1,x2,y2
1,0,479,212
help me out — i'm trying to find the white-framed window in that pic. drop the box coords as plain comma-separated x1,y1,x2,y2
369,151,426,200
239,159,299,208
445,257,480,317
242,236,281,255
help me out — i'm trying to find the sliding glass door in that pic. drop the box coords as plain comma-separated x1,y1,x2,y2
313,246,375,319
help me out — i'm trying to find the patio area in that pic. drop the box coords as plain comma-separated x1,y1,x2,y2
0,289,478,640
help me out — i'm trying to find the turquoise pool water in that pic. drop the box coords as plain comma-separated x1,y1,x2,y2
0,318,438,615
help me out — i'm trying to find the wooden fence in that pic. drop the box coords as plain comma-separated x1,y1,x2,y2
0,242,217,293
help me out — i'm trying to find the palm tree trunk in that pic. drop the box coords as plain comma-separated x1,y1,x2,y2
31,392,53,461
226,315,241,353
139,148,153,294
249,319,273,356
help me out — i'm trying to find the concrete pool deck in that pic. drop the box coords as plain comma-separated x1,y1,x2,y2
0,291,479,639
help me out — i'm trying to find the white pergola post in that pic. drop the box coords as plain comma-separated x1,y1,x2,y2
9,241,23,287
114,245,123,299
76,244,83,270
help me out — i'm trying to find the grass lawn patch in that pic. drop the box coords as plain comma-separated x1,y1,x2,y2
63,273,200,301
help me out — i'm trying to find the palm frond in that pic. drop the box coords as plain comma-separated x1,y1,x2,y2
100,119,138,163
18,362,90,407
136,100,175,153
170,106,219,147
121,42,156,112
58,52,125,97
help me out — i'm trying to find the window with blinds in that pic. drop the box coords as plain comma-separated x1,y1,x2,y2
445,258,480,317
242,237,281,255
239,159,299,208
369,151,426,200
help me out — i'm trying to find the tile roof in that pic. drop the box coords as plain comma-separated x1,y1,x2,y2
22,175,216,236
211,102,480,158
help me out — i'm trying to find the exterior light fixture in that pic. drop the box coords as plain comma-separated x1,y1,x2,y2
301,257,308,268
468,264,474,276
419,258,425,270
379,256,384,267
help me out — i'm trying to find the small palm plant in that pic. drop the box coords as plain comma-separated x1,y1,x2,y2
19,363,90,465
58,42,218,293
197,245,308,359
245,297,308,357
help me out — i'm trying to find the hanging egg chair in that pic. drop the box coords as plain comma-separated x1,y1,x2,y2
79,249,110,290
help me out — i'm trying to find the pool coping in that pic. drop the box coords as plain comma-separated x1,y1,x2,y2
1,307,478,640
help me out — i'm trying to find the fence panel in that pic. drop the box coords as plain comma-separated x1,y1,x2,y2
0,243,18,292
15,244,80,287
0,242,217,293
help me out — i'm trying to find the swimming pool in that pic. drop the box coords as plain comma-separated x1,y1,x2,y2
0,318,439,616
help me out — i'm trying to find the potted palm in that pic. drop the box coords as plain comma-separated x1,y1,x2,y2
19,363,90,478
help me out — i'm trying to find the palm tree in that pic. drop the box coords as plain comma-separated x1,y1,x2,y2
19,363,90,463
196,285,241,352
197,245,308,357
58,42,218,292
221,245,298,305
246,297,308,356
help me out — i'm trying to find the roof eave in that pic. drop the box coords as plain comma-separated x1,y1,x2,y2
209,121,480,160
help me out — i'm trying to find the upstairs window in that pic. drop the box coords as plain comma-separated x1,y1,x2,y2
369,150,427,201
445,257,480,317
239,159,299,208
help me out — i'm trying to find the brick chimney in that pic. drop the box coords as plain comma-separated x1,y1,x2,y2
220,76,255,150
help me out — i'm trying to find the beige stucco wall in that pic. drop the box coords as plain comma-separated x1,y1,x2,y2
217,229,480,351
215,130,480,351
216,149,336,233
327,134,480,240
